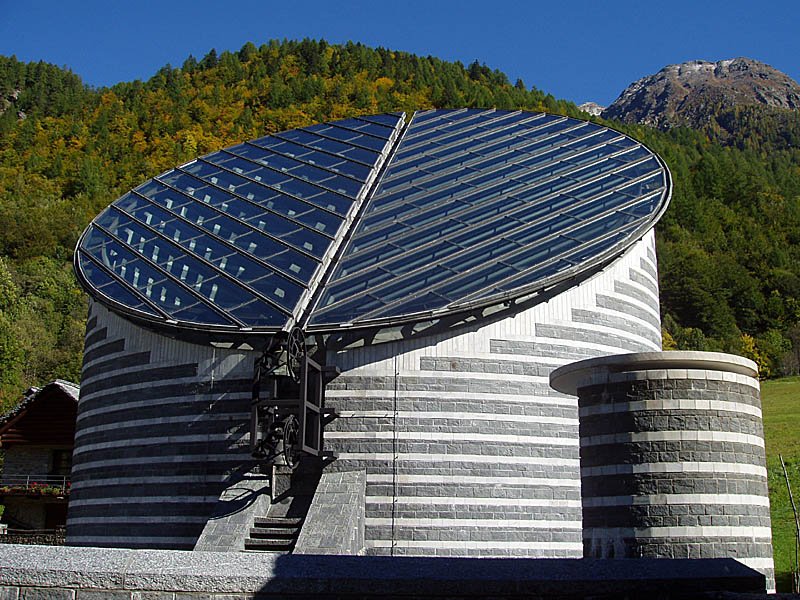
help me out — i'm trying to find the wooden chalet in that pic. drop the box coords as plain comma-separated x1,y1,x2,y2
0,380,79,531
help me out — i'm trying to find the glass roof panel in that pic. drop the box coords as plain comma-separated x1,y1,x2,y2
77,253,159,317
310,110,669,327
304,123,388,152
270,129,379,165
124,189,318,285
358,112,404,127
76,110,668,333
151,174,331,260
226,145,364,198
228,298,287,327
77,113,403,332
331,118,398,138
247,138,372,180
94,208,299,314
80,230,234,326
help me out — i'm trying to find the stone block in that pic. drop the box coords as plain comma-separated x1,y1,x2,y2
76,592,129,600
20,590,75,600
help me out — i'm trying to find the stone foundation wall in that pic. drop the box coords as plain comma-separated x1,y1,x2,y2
0,544,767,599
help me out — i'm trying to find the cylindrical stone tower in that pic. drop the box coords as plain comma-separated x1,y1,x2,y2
550,351,774,590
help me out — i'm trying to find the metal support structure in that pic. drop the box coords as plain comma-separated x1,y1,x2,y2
249,327,329,471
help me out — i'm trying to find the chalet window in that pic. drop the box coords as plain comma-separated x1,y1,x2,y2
51,449,72,477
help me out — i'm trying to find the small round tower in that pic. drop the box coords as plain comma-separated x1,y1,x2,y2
551,351,774,590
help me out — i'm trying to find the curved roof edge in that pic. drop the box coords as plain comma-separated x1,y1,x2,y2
75,109,672,339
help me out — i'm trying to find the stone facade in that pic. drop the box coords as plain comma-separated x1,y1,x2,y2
68,230,662,554
2,447,56,528
67,305,257,549
550,352,775,591
323,232,661,556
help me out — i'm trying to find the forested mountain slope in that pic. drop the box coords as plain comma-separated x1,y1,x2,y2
0,40,798,409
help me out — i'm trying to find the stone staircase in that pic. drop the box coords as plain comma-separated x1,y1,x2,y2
244,516,304,552
193,459,322,554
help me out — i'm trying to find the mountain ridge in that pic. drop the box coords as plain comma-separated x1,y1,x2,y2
602,57,800,130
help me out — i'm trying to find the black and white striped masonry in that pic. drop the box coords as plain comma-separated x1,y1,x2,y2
550,352,775,591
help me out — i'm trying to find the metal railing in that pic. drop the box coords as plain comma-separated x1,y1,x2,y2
0,474,70,494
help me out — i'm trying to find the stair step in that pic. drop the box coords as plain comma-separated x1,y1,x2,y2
244,538,295,551
253,516,303,527
249,526,299,538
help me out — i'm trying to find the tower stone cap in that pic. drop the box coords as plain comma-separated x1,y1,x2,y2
549,351,758,396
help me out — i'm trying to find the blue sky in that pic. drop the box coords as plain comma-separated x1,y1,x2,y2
1,0,797,106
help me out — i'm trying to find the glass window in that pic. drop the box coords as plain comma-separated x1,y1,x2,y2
568,211,640,242
305,123,387,152
323,268,394,306
311,294,385,325
370,265,453,304
367,291,448,319
436,262,518,299
616,157,661,181
382,241,460,276
457,195,526,225
271,127,376,157
337,243,403,278
617,173,664,197
332,118,397,139
78,252,159,316
449,216,520,247
493,259,573,293
170,301,234,326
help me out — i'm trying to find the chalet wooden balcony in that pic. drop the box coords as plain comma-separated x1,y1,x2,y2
0,475,70,498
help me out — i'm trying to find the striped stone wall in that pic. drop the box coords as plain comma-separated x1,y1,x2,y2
550,352,774,591
67,303,257,549
68,231,663,554
324,232,662,557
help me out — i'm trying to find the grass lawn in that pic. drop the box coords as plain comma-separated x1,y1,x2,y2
762,375,800,592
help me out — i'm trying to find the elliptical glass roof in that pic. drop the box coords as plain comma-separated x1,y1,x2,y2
75,109,671,334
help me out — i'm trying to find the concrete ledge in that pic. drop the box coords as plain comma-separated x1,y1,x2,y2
550,351,758,396
0,544,766,598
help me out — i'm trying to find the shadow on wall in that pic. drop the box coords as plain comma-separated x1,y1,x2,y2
207,479,269,520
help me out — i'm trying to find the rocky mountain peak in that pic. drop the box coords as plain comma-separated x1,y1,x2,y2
602,57,800,129
578,101,605,116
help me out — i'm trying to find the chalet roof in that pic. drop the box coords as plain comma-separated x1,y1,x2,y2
0,380,79,434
